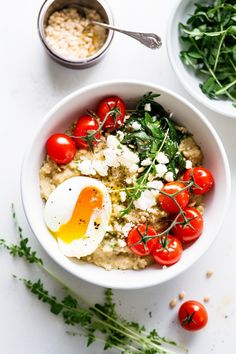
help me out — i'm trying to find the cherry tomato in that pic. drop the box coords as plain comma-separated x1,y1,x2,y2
172,207,203,243
183,166,214,195
73,115,101,149
178,300,208,331
97,96,126,130
46,134,76,165
127,224,157,256
152,234,183,266
158,182,190,213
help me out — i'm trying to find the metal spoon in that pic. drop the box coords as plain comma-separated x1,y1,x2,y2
77,7,162,50
90,21,162,50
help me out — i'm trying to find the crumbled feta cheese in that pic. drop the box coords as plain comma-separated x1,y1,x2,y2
104,137,140,173
144,103,151,111
165,171,174,182
141,157,152,166
156,152,169,164
103,148,120,167
118,146,139,173
125,177,133,185
102,244,113,252
92,160,108,176
77,160,96,175
131,121,142,131
117,130,125,141
119,191,127,202
113,222,123,233
122,223,134,237
106,135,120,149
117,239,127,248
147,180,163,197
185,160,192,169
102,239,116,252
129,164,139,173
134,190,157,210
155,164,168,178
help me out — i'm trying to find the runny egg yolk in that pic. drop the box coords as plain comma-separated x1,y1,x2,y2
53,186,103,243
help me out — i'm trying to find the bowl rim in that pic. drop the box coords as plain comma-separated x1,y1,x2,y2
166,0,236,119
21,80,231,289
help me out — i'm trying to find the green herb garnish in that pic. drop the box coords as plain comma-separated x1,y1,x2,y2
119,92,187,215
179,0,236,107
0,205,187,354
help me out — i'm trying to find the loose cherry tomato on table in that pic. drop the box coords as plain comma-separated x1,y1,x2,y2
127,224,157,256
152,234,183,266
73,115,101,149
172,207,203,243
46,134,76,165
158,182,190,213
97,96,126,130
178,300,208,331
183,166,214,195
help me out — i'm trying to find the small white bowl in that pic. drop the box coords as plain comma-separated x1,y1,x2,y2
21,80,230,289
167,0,236,119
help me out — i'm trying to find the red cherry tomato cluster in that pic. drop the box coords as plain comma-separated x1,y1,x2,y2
46,96,126,164
127,166,214,267
127,224,157,257
127,224,183,266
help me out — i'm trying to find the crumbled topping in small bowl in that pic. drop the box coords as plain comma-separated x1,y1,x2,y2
45,7,107,61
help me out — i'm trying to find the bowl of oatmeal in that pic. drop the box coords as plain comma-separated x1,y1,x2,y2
21,81,230,289
38,0,114,68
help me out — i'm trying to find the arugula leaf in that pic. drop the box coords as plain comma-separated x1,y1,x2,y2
119,93,188,216
179,0,236,107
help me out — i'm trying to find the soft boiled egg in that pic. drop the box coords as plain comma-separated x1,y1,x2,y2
44,176,112,258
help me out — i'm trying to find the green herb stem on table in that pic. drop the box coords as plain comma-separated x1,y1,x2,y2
0,205,187,354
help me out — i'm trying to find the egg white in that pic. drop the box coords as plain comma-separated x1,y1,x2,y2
44,176,112,258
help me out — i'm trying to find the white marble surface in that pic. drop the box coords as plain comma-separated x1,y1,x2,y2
0,0,235,353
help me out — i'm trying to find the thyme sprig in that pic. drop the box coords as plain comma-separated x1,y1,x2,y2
0,206,187,354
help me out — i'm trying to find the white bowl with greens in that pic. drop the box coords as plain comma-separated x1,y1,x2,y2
21,80,230,289
167,0,236,118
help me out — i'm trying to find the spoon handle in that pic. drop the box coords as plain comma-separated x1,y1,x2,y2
92,21,162,49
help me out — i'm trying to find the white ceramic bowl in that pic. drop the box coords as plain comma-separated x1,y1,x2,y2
21,80,230,289
167,0,236,119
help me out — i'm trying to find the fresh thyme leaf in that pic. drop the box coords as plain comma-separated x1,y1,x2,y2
0,209,188,353
93,288,118,320
0,237,43,265
179,0,236,107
